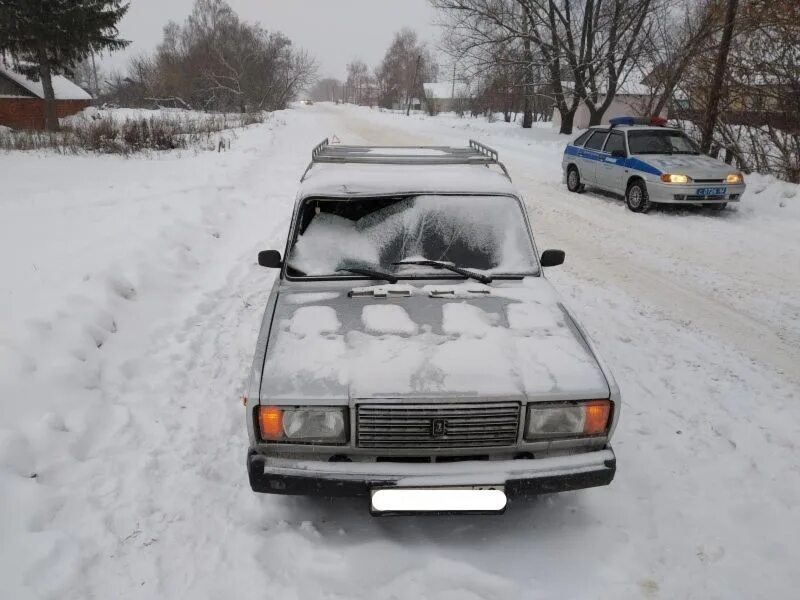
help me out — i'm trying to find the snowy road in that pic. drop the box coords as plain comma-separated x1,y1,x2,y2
2,104,798,599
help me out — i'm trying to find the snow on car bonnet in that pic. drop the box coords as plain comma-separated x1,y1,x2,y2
261,279,609,401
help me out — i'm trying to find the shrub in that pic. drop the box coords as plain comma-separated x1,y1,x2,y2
0,110,267,155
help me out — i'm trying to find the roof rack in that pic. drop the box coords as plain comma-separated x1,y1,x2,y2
300,139,511,182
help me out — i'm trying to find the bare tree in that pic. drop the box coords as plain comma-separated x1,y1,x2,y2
712,0,800,181
345,59,370,104
375,28,438,109
636,0,719,116
698,0,739,153
106,0,316,112
432,1,541,127
432,0,657,133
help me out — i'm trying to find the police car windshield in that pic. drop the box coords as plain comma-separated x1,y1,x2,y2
628,130,699,155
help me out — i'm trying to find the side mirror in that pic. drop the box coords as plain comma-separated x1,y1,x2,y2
540,249,565,268
258,250,282,269
611,149,626,159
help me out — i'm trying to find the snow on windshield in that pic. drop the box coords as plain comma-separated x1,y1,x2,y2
288,195,536,276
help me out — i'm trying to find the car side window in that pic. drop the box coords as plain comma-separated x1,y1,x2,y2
584,130,609,151
604,132,626,155
572,131,591,147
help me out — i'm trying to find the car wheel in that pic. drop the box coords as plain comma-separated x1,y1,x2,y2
626,180,651,213
710,202,728,211
567,166,585,193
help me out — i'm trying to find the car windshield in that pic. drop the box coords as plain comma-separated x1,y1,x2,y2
286,195,538,278
627,130,699,154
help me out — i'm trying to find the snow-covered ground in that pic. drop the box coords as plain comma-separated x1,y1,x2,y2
1,103,798,599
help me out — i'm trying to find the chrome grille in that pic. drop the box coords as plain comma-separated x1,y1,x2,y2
356,402,520,449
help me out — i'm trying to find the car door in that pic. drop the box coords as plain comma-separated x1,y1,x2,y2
595,131,627,191
579,130,610,185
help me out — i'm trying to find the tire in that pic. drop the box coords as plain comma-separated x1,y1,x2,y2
626,180,651,213
710,202,728,211
566,166,585,193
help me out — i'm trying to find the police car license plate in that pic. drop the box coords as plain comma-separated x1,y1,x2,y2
696,187,727,196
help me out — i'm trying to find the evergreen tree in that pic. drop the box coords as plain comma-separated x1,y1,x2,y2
0,1,130,130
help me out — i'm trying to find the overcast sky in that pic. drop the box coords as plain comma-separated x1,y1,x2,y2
100,0,441,80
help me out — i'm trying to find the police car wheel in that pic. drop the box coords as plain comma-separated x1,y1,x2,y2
626,181,651,213
567,166,584,193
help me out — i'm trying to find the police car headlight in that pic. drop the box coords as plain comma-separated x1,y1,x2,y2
726,172,744,184
660,173,691,184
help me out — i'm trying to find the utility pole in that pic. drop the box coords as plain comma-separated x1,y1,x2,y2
90,49,100,99
406,54,421,116
451,62,456,101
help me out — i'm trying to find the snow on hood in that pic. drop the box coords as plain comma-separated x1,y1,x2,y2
260,279,609,402
644,154,737,177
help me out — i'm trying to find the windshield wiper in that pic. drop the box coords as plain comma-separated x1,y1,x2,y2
393,259,492,284
337,267,399,284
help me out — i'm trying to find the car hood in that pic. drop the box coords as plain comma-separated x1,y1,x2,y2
259,279,610,403
641,154,736,179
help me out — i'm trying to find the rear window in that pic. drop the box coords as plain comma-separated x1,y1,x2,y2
572,131,591,147
584,130,608,151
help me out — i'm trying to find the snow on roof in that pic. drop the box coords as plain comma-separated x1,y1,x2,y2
299,163,518,198
0,62,92,101
560,74,653,97
423,82,473,100
616,79,652,96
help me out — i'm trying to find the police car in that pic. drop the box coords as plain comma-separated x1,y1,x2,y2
562,116,746,212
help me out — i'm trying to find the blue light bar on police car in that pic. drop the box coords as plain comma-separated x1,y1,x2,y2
609,116,668,127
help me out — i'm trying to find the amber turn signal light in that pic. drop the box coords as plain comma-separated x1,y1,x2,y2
583,400,611,435
258,406,284,440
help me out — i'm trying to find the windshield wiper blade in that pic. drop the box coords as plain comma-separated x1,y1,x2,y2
393,259,492,284
337,267,399,284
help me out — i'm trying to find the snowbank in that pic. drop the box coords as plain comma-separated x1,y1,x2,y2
737,172,800,218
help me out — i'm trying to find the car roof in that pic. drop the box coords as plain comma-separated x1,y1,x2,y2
298,162,518,198
587,125,682,133
297,140,519,199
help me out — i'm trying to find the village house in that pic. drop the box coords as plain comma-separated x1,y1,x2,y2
423,81,473,114
0,62,92,130
552,77,668,130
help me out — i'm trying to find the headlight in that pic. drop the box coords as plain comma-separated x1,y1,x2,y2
258,406,347,444
726,172,744,184
525,400,611,440
660,173,690,184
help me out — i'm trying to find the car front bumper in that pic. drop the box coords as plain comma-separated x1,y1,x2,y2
247,447,616,498
647,181,746,204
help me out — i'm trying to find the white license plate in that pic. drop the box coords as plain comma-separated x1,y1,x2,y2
696,187,727,196
370,487,507,514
